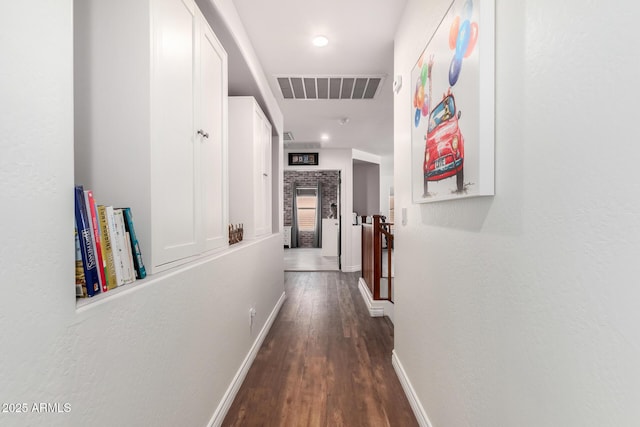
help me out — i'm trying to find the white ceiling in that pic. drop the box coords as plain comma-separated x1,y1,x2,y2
230,0,408,157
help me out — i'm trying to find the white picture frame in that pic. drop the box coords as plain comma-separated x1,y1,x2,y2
410,0,495,203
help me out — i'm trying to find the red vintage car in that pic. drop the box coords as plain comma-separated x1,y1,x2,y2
423,92,464,195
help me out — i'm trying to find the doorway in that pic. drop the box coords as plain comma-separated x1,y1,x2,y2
283,170,340,271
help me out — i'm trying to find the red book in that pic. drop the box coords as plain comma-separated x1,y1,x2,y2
85,190,108,293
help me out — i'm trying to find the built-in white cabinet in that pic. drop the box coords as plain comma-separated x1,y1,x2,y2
321,219,340,257
228,97,272,240
283,226,291,248
74,0,228,273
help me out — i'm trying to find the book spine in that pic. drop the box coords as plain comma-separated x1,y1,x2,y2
97,205,118,290
75,227,87,298
122,207,146,279
74,186,100,296
84,190,108,293
106,206,125,286
113,209,135,284
124,231,136,282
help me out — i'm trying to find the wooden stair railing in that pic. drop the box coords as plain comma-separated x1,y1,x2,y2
361,215,394,302
379,224,394,302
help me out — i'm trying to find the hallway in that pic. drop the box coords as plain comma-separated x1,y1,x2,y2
222,271,418,426
283,248,340,271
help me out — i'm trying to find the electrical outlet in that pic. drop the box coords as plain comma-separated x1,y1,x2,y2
249,307,256,332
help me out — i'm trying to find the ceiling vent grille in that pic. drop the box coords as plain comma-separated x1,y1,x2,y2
276,75,385,100
283,131,294,141
283,141,322,149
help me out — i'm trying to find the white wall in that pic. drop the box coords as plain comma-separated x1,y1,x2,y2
353,161,381,216
352,149,389,219
379,154,394,220
0,2,284,427
393,1,640,426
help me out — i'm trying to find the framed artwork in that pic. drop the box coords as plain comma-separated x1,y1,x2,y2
288,152,319,166
411,0,494,203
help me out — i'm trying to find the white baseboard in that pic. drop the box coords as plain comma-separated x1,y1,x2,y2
341,264,361,273
392,350,433,427
208,291,287,427
358,277,394,323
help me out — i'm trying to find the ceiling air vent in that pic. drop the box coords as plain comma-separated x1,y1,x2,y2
283,141,322,149
276,75,385,100
283,131,294,141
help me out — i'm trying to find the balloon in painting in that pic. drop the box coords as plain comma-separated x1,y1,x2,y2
464,22,479,58
455,19,471,60
417,85,425,109
414,108,421,127
421,64,429,86
462,0,473,20
449,16,460,50
449,55,462,86
422,95,430,116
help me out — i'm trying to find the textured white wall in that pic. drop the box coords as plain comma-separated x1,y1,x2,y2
0,2,284,426
393,1,640,426
0,3,76,425
379,155,394,220
353,162,381,216
353,163,368,215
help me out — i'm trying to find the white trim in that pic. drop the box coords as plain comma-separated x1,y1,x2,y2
352,148,382,164
392,350,433,427
358,278,384,316
208,291,287,427
358,277,394,322
341,264,361,273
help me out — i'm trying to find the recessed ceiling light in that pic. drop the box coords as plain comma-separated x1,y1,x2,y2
320,133,330,141
312,35,329,47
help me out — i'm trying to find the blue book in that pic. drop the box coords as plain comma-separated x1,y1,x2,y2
74,186,101,296
121,207,146,279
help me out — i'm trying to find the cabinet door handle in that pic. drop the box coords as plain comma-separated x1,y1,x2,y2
263,173,268,177
197,129,209,139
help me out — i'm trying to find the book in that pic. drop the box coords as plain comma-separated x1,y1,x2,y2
113,208,136,284
121,207,146,279
124,230,136,282
84,190,108,293
105,206,125,287
75,227,87,298
74,185,100,297
97,205,118,290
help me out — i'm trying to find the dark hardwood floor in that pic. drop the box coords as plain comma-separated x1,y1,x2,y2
222,271,419,427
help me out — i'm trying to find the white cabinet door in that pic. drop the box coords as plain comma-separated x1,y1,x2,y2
228,96,271,240
253,104,272,237
261,117,272,235
322,219,340,257
151,0,199,266
200,17,228,252
75,0,228,274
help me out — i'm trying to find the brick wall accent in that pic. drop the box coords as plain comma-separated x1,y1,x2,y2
284,170,339,248
298,231,315,248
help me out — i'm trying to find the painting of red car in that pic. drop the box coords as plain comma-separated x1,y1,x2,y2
423,92,464,196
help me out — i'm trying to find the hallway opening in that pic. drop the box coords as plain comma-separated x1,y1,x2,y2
284,170,341,271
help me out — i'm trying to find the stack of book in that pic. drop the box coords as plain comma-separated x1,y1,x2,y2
74,185,146,298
